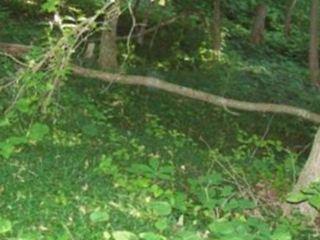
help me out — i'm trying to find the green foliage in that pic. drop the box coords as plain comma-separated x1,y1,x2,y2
0,218,12,235
41,0,61,13
0,0,320,239
287,182,320,211
0,80,317,238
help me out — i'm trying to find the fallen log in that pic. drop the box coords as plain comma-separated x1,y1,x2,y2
1,42,320,124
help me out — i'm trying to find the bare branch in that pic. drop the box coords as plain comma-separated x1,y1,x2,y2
72,65,320,124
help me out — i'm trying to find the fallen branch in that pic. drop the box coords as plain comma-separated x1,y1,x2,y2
1,42,320,124
72,66,320,124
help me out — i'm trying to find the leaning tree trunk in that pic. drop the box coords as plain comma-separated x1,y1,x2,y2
212,0,221,52
284,0,297,37
250,3,268,45
291,127,320,217
309,0,320,86
98,1,120,70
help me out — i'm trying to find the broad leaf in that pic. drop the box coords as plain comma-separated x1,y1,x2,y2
286,192,308,203
89,210,109,223
308,195,320,210
112,231,138,240
139,232,166,240
27,123,50,141
149,201,172,216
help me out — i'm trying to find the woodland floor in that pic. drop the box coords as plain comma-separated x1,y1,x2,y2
0,18,320,239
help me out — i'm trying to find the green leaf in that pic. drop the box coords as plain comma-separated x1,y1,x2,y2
112,231,138,240
286,192,308,203
139,232,166,240
176,231,202,240
272,228,292,240
0,218,12,234
149,201,172,216
0,142,14,159
89,210,109,223
154,218,169,231
8,136,27,145
129,164,152,175
27,123,50,141
221,186,234,197
208,220,235,236
41,0,60,13
308,195,320,210
16,98,32,114
0,118,10,127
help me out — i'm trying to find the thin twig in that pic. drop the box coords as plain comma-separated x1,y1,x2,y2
249,115,274,160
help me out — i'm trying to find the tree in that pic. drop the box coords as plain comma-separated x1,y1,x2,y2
284,0,298,37
290,127,320,217
309,0,320,86
212,0,221,52
250,3,268,45
137,1,153,46
98,0,121,69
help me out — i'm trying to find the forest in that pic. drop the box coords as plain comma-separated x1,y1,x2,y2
1,0,320,239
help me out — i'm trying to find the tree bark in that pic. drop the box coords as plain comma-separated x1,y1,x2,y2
284,0,298,37
98,1,120,70
136,1,153,46
291,127,320,217
309,0,320,86
137,17,149,46
212,0,221,52
84,42,95,60
250,3,268,45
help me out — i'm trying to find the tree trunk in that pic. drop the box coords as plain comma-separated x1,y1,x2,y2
250,3,268,45
292,127,320,217
309,0,320,86
137,18,148,45
212,0,221,52
98,1,120,70
84,42,95,60
284,0,297,37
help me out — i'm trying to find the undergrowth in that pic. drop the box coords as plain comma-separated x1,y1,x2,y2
0,78,318,239
0,12,320,239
